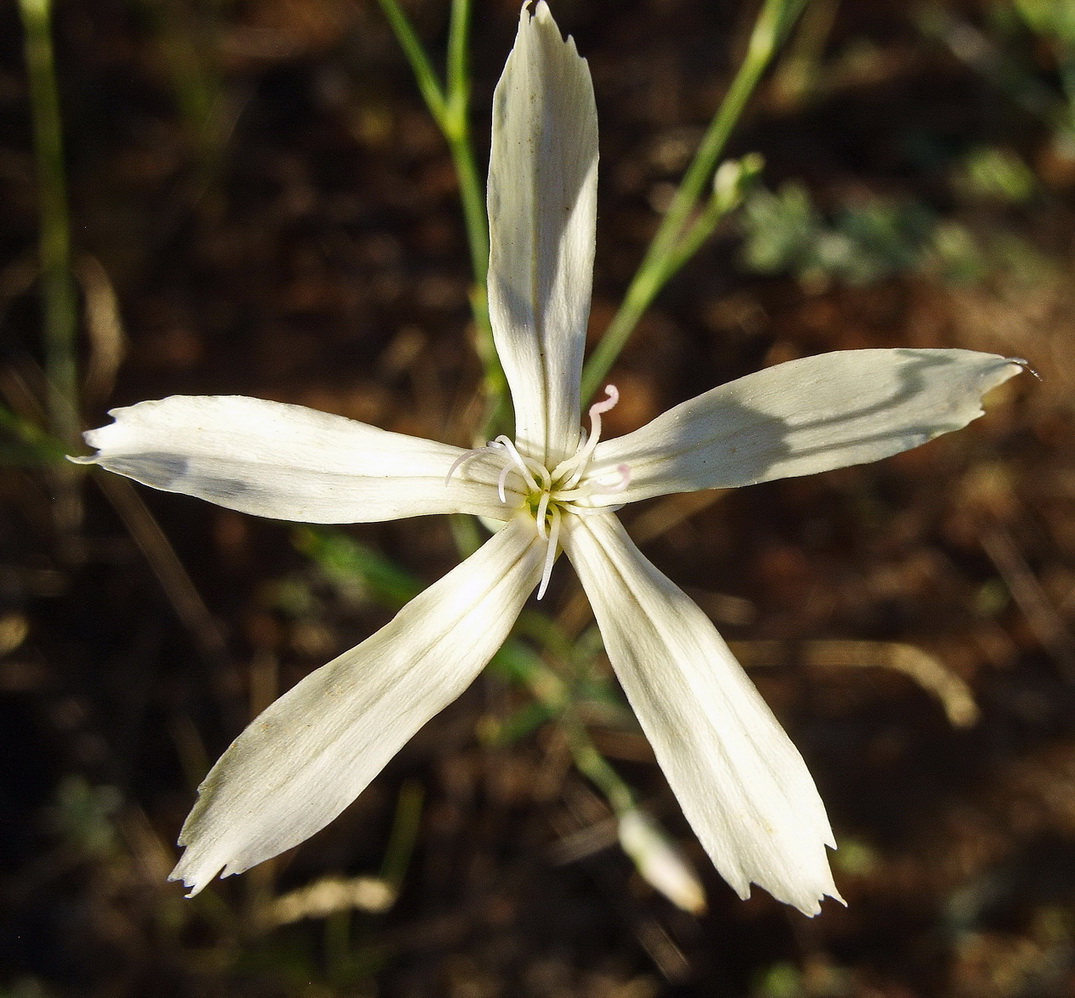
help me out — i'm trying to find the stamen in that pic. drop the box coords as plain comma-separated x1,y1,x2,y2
577,384,619,465
444,442,500,486
497,463,513,503
552,485,590,501
554,384,620,488
475,384,628,601
536,506,561,600
492,435,542,493
535,489,551,540
591,383,621,416
555,463,631,503
599,463,632,495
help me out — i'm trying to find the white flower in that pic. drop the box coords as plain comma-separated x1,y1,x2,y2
73,1,1024,915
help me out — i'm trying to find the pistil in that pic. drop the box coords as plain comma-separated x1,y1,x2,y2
446,384,631,600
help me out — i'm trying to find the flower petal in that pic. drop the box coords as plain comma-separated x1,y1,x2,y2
562,512,842,915
170,515,544,896
487,1,598,467
591,349,1025,505
73,395,517,523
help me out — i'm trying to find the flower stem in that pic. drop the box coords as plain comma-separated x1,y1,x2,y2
376,0,448,121
377,0,506,425
493,639,636,816
19,0,79,449
20,0,84,548
580,0,809,404
443,0,489,294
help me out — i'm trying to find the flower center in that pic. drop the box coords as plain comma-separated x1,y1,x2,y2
448,385,630,599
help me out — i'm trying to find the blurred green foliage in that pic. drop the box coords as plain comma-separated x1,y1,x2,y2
737,136,1054,290
739,182,937,287
47,777,123,860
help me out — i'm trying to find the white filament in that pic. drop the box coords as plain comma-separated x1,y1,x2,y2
552,385,620,490
446,384,630,601
537,506,561,600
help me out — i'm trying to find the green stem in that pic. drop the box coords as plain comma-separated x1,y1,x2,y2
0,403,69,464
443,0,504,425
380,781,424,891
443,0,489,285
562,720,635,815
377,0,504,432
663,153,765,280
580,0,808,403
494,640,636,817
445,131,489,301
442,0,488,295
376,0,447,121
19,0,79,448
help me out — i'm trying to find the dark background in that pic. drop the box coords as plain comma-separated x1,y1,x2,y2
2,1,1073,995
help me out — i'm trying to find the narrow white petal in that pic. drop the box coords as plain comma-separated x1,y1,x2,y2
591,349,1025,505
170,515,544,895
73,396,516,523
487,1,598,467
563,513,842,915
